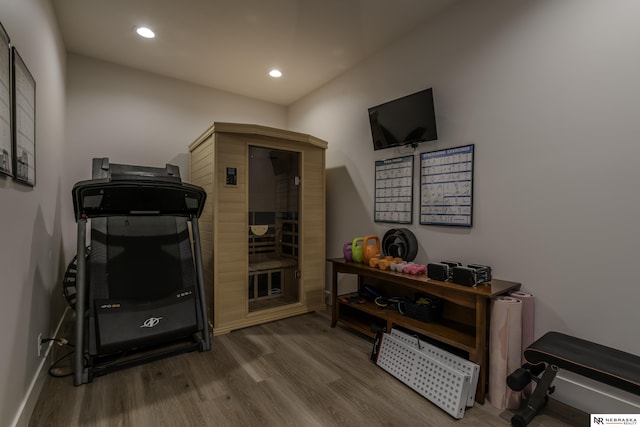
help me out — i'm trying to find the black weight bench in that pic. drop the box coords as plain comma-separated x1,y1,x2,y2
507,331,640,427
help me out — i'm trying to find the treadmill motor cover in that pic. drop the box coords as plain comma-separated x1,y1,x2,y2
95,290,199,354
90,215,202,355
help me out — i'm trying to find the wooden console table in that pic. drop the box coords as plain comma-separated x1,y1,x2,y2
328,258,521,404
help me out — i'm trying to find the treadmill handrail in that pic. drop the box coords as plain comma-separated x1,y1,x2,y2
72,178,207,220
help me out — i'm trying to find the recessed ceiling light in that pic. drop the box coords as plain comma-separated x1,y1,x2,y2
135,26,155,39
269,69,282,78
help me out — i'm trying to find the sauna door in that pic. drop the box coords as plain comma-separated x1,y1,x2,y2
248,146,300,312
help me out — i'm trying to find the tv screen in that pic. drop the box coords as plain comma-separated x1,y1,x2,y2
368,88,437,151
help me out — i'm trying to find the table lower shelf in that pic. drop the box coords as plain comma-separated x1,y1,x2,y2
337,299,476,353
329,258,522,406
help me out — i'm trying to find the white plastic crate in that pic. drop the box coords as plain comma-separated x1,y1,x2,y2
390,328,480,407
374,332,473,419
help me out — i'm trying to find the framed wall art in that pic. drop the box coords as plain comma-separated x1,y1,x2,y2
419,144,474,227
0,22,12,177
11,46,36,186
374,155,414,224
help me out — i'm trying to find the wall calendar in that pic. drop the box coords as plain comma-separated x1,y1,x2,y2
374,155,413,224
420,144,474,227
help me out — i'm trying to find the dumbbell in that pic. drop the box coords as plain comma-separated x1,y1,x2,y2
403,263,427,275
371,256,394,270
378,259,391,270
390,260,407,272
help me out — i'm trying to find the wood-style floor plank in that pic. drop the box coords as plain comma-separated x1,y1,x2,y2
29,311,585,426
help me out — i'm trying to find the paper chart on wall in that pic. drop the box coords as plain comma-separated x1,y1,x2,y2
0,23,11,177
374,155,413,224
420,144,474,227
12,47,36,186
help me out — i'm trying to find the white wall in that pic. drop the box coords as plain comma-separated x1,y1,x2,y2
62,54,287,257
0,37,286,424
0,0,66,425
289,0,640,413
5,0,639,420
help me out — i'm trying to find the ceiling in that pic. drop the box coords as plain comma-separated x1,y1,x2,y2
52,0,459,106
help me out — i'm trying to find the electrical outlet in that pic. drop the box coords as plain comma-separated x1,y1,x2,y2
37,333,43,357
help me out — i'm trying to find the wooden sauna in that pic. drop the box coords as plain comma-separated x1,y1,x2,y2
189,122,327,335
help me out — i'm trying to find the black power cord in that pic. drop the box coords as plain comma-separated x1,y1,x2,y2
48,351,75,378
40,337,74,347
41,337,75,378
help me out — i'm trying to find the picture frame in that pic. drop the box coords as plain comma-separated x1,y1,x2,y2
0,22,12,178
11,46,36,186
419,144,474,227
374,155,414,224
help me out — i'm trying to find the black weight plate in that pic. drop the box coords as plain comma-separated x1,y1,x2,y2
397,228,418,261
382,229,400,257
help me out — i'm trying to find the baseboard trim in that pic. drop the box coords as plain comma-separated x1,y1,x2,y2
553,372,640,415
11,307,71,427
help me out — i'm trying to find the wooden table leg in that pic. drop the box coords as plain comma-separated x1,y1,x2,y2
331,263,338,327
473,296,487,404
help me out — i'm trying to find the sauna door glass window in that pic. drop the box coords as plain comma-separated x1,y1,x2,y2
248,146,300,312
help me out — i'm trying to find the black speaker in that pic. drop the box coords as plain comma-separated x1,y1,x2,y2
452,264,492,287
427,263,451,281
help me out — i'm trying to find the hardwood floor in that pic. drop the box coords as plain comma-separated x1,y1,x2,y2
29,311,585,426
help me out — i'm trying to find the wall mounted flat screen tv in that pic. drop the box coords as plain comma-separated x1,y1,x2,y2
368,88,437,151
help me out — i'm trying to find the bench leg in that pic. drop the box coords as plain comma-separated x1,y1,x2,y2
511,364,558,427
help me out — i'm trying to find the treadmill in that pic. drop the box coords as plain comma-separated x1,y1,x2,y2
71,158,210,385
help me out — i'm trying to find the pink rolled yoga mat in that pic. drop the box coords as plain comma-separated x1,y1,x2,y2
509,290,535,396
489,296,522,410
509,291,535,363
